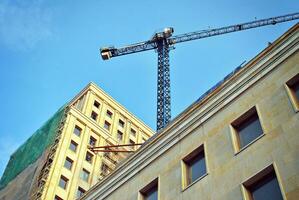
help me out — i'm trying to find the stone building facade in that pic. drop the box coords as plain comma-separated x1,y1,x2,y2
81,23,299,200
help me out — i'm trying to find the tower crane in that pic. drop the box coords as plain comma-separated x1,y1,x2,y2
100,13,299,131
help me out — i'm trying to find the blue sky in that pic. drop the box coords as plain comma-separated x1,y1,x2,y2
0,0,298,177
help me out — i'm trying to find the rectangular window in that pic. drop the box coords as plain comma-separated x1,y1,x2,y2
54,195,63,200
129,139,136,150
129,139,135,145
77,187,86,198
64,157,73,170
139,178,158,200
231,107,263,150
182,145,206,188
58,175,68,190
104,121,111,131
80,169,90,182
94,100,100,108
106,110,113,118
73,125,82,137
69,140,78,152
118,119,125,128
117,130,123,142
130,128,136,137
85,151,94,163
286,73,299,111
101,163,110,174
89,136,97,147
91,111,98,121
243,165,283,200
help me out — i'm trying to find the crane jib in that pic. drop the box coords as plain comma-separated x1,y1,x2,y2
169,12,299,44
100,12,299,131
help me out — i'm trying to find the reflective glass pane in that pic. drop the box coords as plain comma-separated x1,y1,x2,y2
69,141,77,152
59,176,68,189
293,82,299,100
64,157,73,170
237,113,263,148
189,151,206,183
144,186,158,200
77,187,85,198
250,172,283,200
73,126,81,137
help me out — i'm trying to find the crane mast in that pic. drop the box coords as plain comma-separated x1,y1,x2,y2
100,12,299,131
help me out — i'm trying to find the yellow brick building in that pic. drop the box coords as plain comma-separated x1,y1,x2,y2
0,83,154,200
81,24,299,200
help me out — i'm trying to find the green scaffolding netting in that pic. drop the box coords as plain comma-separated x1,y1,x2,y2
0,106,66,190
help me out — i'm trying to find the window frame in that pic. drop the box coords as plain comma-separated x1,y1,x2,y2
106,110,113,118
89,136,97,147
93,100,100,108
85,151,94,164
118,119,125,128
129,139,135,149
69,140,78,153
130,128,136,137
117,130,123,142
139,177,159,200
76,186,86,198
104,121,111,131
80,168,90,182
181,144,207,190
54,195,63,200
73,125,82,137
64,157,73,171
58,175,69,190
241,164,285,200
91,111,98,121
285,73,299,112
230,106,265,154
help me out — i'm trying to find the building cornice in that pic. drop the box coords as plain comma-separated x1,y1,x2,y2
68,82,154,136
82,24,299,200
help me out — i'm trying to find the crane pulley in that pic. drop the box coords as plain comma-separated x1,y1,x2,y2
100,12,299,131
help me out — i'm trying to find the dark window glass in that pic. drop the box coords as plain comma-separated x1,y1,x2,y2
129,139,135,150
117,131,123,141
119,119,125,128
54,195,63,200
249,172,283,200
130,128,136,137
292,81,299,100
104,121,110,131
89,136,97,147
85,151,93,163
94,100,100,108
73,125,81,137
140,179,158,200
91,111,98,121
81,169,90,182
106,110,113,118
69,140,78,152
129,139,135,145
64,157,73,170
144,186,158,200
235,112,263,148
77,187,86,198
59,176,68,189
185,149,206,184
